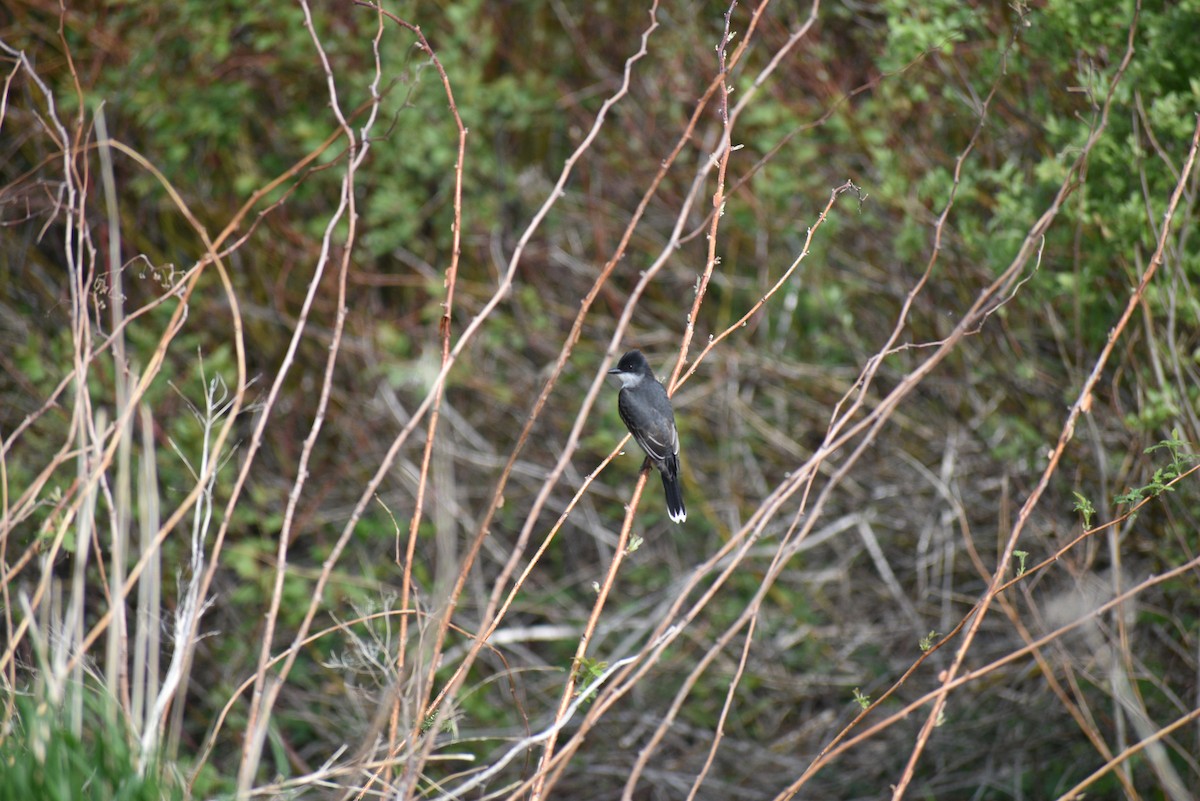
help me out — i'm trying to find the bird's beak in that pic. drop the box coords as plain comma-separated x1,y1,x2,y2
607,367,620,375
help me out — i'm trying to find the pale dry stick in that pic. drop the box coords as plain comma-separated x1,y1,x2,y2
76,159,113,660
887,63,1190,801
0,48,240,682
183,0,567,780
204,608,515,799
526,474,646,801
423,648,653,801
684,614,758,801
0,257,202,474
68,195,97,740
617,427,880,798
1056,703,1200,801
0,39,84,681
764,34,1142,801
954,498,1144,800
57,139,249,670
525,454,828,799
677,36,935,253
0,54,21,127
360,3,470,783
454,443,629,668
815,76,1006,465
141,375,231,767
785,550,1200,782
673,0,821,384
72,99,126,664
0,46,38,722
95,106,133,725
66,410,101,736
236,4,385,794
832,457,1200,770
676,180,857,388
669,0,737,386
133,404,163,746
0,437,9,723
0,135,246,661
743,17,1034,566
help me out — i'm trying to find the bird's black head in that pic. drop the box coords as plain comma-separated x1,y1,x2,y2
610,349,651,377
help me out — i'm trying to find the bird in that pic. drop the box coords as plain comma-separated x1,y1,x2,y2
607,349,686,523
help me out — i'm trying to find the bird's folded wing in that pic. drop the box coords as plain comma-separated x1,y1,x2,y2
635,426,675,463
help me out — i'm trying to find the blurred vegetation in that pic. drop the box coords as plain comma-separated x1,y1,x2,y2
0,692,183,801
2,0,1199,798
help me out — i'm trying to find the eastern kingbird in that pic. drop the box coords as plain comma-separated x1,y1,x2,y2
607,349,686,523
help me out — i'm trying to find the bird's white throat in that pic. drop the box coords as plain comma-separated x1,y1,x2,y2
607,371,644,390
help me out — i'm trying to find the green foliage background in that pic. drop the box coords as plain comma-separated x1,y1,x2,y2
2,0,1199,798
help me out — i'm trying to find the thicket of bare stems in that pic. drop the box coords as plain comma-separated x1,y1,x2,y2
2,2,1199,799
